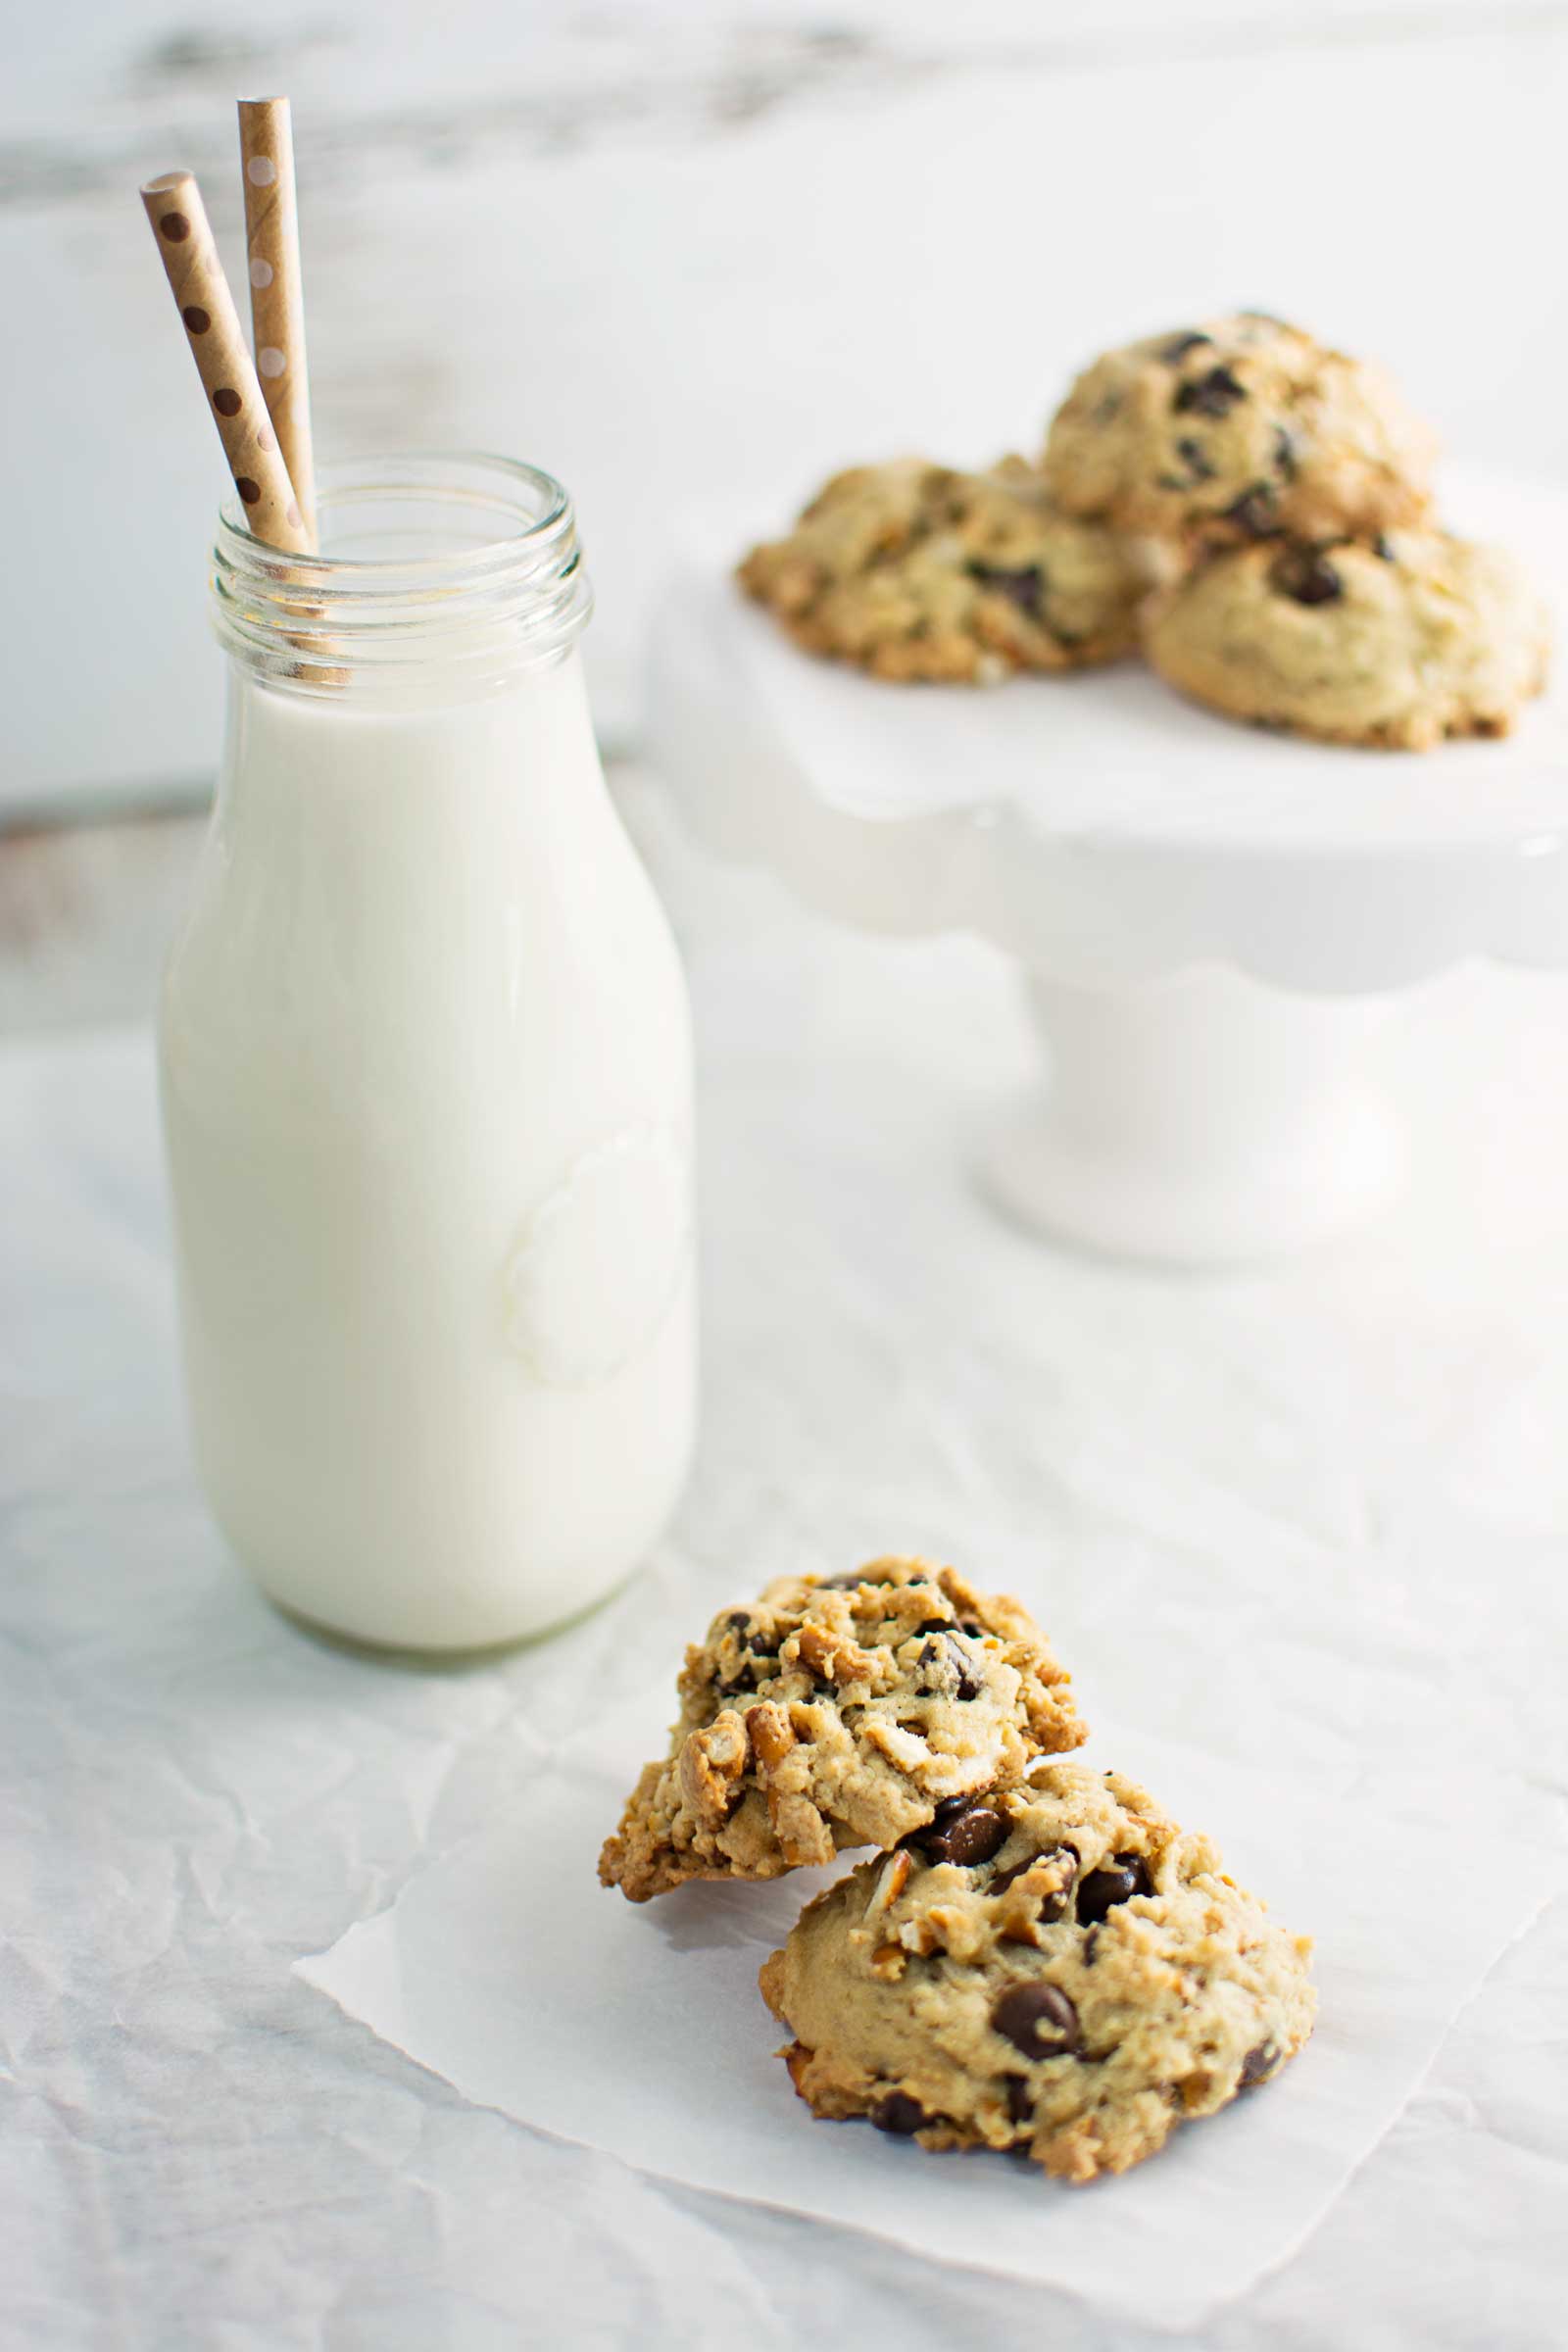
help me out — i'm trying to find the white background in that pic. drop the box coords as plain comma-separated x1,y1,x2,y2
8,0,1568,805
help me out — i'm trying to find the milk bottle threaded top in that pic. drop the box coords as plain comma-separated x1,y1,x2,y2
210,452,595,701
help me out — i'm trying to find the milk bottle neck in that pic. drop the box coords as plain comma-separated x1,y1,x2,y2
210,453,594,704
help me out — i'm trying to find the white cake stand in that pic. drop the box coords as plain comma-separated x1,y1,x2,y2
646,469,1568,1263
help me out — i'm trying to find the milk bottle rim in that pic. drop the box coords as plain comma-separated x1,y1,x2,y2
211,450,595,696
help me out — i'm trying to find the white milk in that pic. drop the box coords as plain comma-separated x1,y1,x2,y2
160,460,696,1649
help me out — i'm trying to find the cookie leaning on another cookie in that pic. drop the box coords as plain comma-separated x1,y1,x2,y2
598,1557,1086,1902
1042,312,1438,551
760,1758,1316,2183
737,458,1144,683
1143,529,1551,749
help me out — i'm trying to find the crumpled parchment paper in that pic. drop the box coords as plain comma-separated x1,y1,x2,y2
298,1700,1550,2334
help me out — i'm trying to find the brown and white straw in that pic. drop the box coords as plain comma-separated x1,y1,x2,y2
237,98,318,550
140,170,311,555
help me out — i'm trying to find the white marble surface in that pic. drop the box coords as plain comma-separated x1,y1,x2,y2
4,791,1568,2349
9,0,1568,807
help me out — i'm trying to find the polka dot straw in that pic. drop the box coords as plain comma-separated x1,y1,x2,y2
237,100,318,550
139,171,310,555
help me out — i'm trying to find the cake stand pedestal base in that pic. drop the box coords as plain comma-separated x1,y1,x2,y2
984,967,1405,1264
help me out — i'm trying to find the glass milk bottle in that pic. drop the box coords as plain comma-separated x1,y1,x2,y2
160,455,696,1651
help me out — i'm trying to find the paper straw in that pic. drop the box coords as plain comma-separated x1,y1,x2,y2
237,98,318,551
140,171,310,555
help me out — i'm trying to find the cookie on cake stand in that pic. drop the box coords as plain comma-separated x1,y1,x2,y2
648,467,1568,1265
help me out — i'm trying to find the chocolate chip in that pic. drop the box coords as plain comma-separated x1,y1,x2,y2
914,1633,982,1702
1083,1927,1099,1966
722,1609,781,1662
968,562,1045,619
992,1983,1080,2059
1225,484,1280,539
871,2090,926,2134
1160,330,1213,365
898,1793,968,1848
948,1642,982,1701
958,1619,984,1638
913,1616,951,1635
1158,441,1220,491
715,1666,756,1696
1004,2074,1033,2124
1173,364,1247,418
915,1803,1009,1867
1373,533,1396,562
1077,1854,1152,1925
1274,426,1298,479
1269,545,1344,606
1239,2041,1279,2088
818,1567,898,1590
935,1806,1009,1866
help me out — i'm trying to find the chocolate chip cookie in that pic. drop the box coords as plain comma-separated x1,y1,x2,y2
1143,528,1551,749
1042,313,1438,548
760,1759,1315,2182
598,1558,1086,1902
736,458,1144,682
